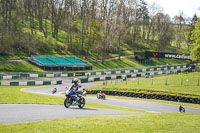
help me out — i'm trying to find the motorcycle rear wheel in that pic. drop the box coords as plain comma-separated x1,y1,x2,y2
78,98,85,108
64,97,72,108
103,95,106,100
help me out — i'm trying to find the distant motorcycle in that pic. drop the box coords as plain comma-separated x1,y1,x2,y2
64,87,86,108
52,88,57,94
97,92,106,100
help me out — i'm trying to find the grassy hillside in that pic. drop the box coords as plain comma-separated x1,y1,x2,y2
0,61,45,72
0,12,193,72
0,13,187,61
92,57,190,70
0,57,190,72
0,12,192,72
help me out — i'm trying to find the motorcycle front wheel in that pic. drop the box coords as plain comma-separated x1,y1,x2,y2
78,97,85,108
64,97,72,108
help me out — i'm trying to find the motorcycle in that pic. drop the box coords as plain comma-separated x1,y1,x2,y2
97,92,106,100
64,87,86,108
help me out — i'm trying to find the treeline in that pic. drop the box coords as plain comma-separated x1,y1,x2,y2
0,0,198,62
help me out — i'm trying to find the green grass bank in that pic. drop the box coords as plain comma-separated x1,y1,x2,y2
89,72,200,98
1,113,200,133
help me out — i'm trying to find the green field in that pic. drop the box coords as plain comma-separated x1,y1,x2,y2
89,72,200,98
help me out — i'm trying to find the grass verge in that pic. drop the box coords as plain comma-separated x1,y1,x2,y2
0,113,200,133
88,72,200,98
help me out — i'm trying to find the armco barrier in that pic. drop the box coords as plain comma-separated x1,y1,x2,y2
87,90,200,104
0,80,62,86
0,63,197,80
80,68,192,83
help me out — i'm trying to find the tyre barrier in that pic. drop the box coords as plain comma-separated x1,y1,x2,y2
87,90,200,104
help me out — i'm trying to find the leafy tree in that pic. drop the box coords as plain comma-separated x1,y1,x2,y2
185,14,199,51
191,19,200,61
191,13,198,25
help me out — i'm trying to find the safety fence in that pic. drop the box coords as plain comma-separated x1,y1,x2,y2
0,80,62,86
80,63,197,83
0,63,197,80
0,63,197,86
80,68,190,83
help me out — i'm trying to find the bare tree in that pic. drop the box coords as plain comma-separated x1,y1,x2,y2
98,0,118,63
147,3,163,42
35,0,49,38
50,0,64,40
173,11,185,50
115,0,126,60
155,13,174,51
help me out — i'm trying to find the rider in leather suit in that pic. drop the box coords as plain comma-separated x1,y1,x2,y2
70,78,82,101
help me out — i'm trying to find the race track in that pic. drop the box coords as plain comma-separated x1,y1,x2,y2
22,83,200,113
1,81,200,124
0,104,137,124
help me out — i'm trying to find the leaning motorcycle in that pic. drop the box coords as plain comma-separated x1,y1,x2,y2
64,87,86,108
97,92,106,100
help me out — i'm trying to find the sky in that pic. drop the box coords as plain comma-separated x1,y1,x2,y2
146,0,200,18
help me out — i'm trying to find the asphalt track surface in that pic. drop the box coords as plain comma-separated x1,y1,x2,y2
0,104,137,124
1,80,200,124
21,82,200,113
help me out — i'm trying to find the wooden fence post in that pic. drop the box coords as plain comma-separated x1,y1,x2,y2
165,78,168,85
181,78,183,86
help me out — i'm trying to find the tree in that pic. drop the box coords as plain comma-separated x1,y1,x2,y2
50,0,64,40
146,3,163,43
173,12,185,50
155,13,174,51
115,0,126,60
36,0,49,38
191,19,200,61
138,0,149,40
185,14,199,50
98,0,117,63
191,13,198,25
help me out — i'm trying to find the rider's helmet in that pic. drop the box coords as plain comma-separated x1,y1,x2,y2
72,78,79,85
